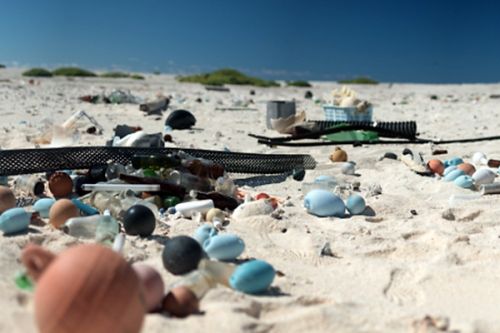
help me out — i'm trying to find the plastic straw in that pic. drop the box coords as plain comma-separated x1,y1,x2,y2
448,193,482,207
82,183,160,192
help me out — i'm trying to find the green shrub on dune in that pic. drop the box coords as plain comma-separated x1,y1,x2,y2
0,64,5,69
22,68,53,77
338,76,379,84
130,74,145,80
178,68,279,87
100,71,130,78
52,67,96,77
287,80,312,87
99,72,145,80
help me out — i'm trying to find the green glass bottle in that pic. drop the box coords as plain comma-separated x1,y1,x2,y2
131,154,181,170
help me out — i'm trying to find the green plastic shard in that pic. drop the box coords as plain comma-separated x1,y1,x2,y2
15,271,34,291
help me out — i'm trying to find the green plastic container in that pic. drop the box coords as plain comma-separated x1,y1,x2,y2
322,130,379,142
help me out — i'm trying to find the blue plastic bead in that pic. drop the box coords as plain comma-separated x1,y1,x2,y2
203,234,245,261
33,198,56,218
304,189,345,217
443,169,465,182
193,224,218,245
0,208,30,235
346,194,366,215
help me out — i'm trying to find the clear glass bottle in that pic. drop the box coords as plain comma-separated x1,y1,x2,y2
64,210,119,245
214,176,237,197
95,210,120,245
171,259,235,298
88,190,160,220
105,162,127,180
64,215,100,239
300,175,338,194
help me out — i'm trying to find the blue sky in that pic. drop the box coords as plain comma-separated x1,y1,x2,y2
1,0,499,83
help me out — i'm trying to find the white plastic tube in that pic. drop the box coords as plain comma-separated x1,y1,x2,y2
112,233,126,253
480,183,500,195
82,183,160,192
174,199,214,217
448,193,482,207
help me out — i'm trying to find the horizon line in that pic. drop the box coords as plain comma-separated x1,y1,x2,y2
2,65,500,85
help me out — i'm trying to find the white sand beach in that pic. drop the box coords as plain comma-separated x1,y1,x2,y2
1,68,500,333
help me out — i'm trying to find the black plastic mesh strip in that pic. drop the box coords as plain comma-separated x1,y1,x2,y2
310,121,417,138
0,147,316,176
